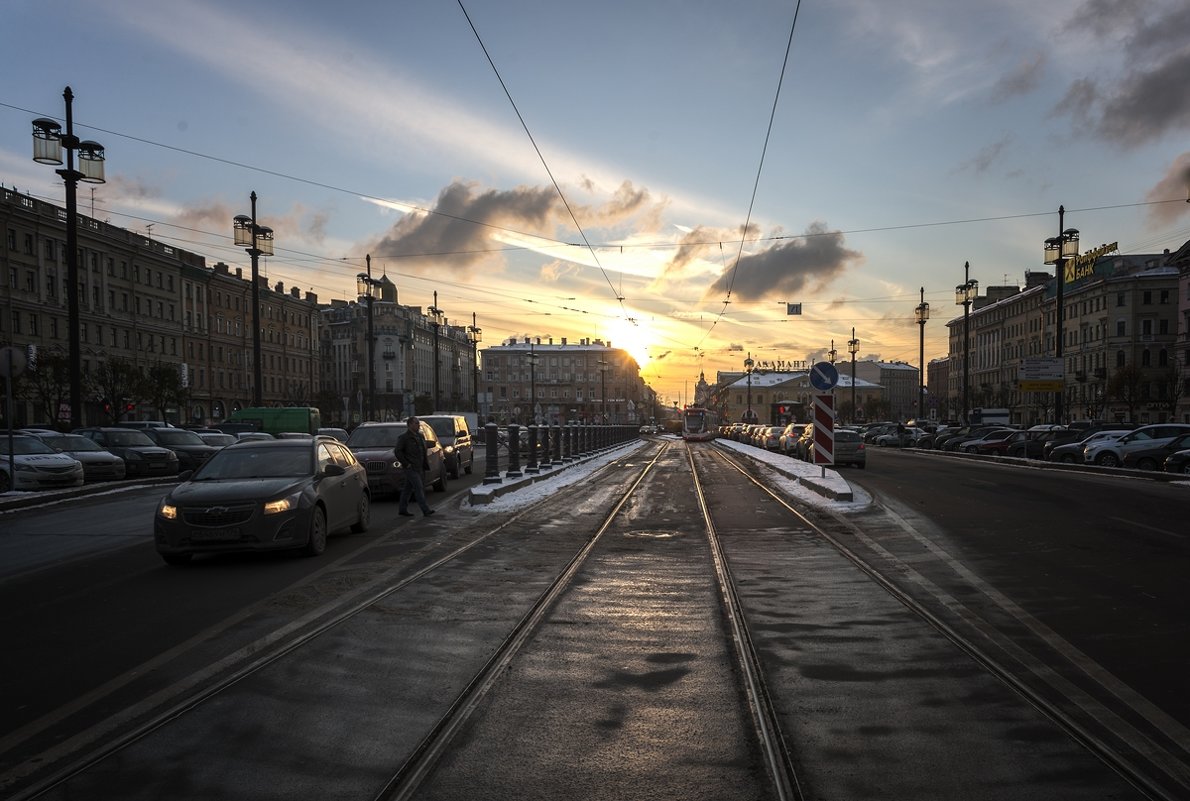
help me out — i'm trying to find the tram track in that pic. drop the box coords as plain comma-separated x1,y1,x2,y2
8,439,800,801
704,443,1188,801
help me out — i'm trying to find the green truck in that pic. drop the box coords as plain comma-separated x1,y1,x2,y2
227,407,321,436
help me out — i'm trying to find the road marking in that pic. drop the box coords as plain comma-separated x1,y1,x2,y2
1110,516,1185,540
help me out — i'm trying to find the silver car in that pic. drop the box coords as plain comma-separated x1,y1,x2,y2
28,432,126,481
1083,423,1190,468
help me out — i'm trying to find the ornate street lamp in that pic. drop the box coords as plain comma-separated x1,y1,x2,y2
428,291,444,412
528,340,539,425
1043,206,1080,426
598,358,609,423
32,87,105,428
743,353,755,423
233,193,275,407
468,313,482,415
915,287,930,421
356,256,380,422
955,262,978,424
847,330,859,423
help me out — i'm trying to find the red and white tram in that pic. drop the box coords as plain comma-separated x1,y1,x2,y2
681,407,719,441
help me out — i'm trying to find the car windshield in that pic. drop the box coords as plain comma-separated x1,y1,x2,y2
346,427,402,448
198,433,237,446
152,430,205,445
43,435,104,451
194,447,312,479
104,430,155,446
835,431,860,442
1,436,57,455
424,419,454,437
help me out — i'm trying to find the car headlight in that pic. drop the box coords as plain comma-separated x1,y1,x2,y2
158,500,178,520
264,491,301,515
15,463,35,472
444,445,455,454
124,450,144,461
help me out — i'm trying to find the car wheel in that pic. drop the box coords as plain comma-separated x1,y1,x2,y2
1181,462,1190,475
304,506,327,556
1096,453,1120,468
448,454,460,480
1135,457,1158,471
1059,453,1078,464
464,455,473,475
351,492,371,533
434,464,448,492
160,552,192,566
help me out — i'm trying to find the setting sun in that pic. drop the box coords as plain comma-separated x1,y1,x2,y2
605,314,653,368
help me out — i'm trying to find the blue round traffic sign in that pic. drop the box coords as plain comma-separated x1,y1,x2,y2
810,361,839,391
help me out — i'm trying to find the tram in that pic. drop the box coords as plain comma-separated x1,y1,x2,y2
681,407,720,441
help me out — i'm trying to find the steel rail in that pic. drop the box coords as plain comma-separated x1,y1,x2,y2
8,444,662,801
374,441,672,801
709,445,1185,801
687,446,804,801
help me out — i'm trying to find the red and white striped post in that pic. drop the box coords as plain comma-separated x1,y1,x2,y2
812,393,835,476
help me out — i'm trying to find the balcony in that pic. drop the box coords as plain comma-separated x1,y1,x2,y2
382,351,396,359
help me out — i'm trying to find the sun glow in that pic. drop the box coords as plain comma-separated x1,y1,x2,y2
606,315,653,367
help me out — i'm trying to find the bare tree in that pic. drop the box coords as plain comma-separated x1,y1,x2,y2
145,360,188,423
1106,363,1144,421
16,345,71,427
92,357,149,424
1153,360,1185,421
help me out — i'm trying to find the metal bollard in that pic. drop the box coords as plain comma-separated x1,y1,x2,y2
538,424,551,470
552,423,563,465
526,424,540,473
568,421,579,461
483,421,502,484
506,423,523,477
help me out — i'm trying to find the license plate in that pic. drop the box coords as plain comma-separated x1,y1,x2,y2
191,527,241,542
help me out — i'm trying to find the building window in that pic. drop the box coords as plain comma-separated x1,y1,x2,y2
1116,320,1126,336
1116,292,1125,307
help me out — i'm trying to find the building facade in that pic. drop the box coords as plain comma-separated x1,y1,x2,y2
481,337,646,425
1,187,320,427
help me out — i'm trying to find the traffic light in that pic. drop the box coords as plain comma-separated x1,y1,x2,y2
125,402,135,412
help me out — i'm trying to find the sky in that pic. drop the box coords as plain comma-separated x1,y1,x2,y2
3,0,1189,407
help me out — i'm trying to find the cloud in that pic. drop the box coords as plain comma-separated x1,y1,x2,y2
1056,0,1190,147
704,222,861,302
1144,152,1190,226
956,134,1013,174
988,52,1046,102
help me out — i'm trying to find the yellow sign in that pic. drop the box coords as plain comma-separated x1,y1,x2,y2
1064,242,1117,283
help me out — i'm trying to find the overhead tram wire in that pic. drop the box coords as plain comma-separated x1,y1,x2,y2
454,0,629,320
696,0,804,353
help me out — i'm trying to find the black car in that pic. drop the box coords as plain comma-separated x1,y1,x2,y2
141,427,220,472
1163,448,1190,474
74,427,179,477
345,421,448,498
154,436,370,565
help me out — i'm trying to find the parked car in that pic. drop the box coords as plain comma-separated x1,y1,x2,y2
26,432,126,481
793,423,816,461
874,426,926,447
141,427,220,472
74,427,179,477
1040,423,1136,460
808,428,866,468
757,425,784,451
153,436,370,565
345,420,448,497
115,420,174,429
1047,430,1128,463
1083,424,1190,468
316,427,350,442
0,434,84,493
1120,432,1190,471
959,428,1018,455
941,425,1005,452
196,432,238,448
778,422,801,456
420,414,475,478
237,432,275,442
1162,447,1190,474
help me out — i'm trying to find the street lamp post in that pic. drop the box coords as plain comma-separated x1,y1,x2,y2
744,353,754,423
915,287,930,421
356,255,379,422
847,331,859,423
828,340,837,364
955,262,978,424
598,359,609,423
233,193,275,407
528,341,539,425
428,291,443,412
468,313,482,415
1043,206,1080,427
32,87,106,429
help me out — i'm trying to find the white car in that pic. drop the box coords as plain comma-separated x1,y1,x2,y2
0,434,85,493
1083,424,1190,468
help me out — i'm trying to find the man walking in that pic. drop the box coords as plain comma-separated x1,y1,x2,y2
395,417,435,517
